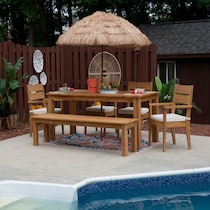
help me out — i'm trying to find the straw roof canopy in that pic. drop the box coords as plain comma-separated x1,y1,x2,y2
56,11,150,48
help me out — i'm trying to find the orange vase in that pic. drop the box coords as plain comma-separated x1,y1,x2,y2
87,78,98,93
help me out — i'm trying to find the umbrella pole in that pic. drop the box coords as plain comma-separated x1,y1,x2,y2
101,47,104,85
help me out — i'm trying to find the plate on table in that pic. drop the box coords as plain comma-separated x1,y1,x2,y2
100,90,118,94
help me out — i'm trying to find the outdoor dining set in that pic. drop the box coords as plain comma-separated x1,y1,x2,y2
27,81,194,156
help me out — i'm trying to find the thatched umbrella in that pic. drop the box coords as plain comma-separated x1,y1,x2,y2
56,11,150,82
57,11,150,47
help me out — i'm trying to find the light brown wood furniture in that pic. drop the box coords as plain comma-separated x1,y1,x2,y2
84,102,117,135
27,84,64,136
148,84,194,152
31,113,138,157
46,89,159,150
118,81,153,121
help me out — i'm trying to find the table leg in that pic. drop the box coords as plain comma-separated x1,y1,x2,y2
133,98,141,150
47,97,56,140
69,101,76,134
152,94,159,142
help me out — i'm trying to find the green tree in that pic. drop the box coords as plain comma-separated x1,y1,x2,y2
0,0,210,46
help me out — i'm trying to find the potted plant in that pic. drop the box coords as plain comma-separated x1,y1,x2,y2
155,76,179,102
155,76,202,114
0,57,29,119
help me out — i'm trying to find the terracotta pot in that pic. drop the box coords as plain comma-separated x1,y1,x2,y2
87,78,98,93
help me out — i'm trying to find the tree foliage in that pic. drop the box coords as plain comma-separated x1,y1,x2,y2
0,0,209,46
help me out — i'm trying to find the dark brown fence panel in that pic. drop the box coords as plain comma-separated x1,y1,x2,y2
0,40,157,122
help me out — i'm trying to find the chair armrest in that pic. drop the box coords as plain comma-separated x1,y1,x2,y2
149,102,174,114
149,102,173,107
164,104,192,110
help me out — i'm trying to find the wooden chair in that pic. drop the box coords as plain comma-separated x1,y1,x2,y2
84,101,117,135
148,84,194,152
118,81,153,121
27,84,64,136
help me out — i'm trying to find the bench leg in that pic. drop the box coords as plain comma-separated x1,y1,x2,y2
135,122,140,150
121,125,128,156
44,124,49,142
130,123,137,152
32,119,39,146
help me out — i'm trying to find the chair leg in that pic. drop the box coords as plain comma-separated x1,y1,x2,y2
84,126,87,134
116,129,120,138
148,123,152,146
29,117,33,136
171,128,176,144
163,124,167,152
186,123,192,149
61,125,65,135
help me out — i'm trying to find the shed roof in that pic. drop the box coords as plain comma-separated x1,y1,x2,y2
140,20,210,56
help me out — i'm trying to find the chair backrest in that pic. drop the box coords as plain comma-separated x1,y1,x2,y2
126,81,153,107
172,84,194,117
173,84,194,105
27,84,46,110
128,81,153,91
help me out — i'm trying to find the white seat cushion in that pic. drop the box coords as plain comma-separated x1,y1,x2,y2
30,107,62,115
150,113,191,122
86,105,116,113
29,108,47,115
118,106,149,115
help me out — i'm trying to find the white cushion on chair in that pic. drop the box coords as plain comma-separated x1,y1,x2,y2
29,108,47,115
151,113,191,122
86,105,115,113
30,107,62,115
118,106,149,115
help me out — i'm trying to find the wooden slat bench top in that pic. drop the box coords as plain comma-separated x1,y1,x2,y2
31,113,138,156
31,113,138,126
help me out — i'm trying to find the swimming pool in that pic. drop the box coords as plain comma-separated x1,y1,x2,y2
0,167,210,209
76,167,210,210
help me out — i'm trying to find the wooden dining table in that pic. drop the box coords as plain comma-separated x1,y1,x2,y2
46,89,159,150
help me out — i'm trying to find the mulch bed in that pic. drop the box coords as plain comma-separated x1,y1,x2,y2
0,121,30,141
0,121,209,141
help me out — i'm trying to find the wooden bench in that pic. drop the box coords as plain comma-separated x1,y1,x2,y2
31,113,138,156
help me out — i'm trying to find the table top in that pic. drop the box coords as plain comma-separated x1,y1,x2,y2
47,89,159,99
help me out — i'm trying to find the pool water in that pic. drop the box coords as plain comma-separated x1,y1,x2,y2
0,196,76,210
0,180,77,210
77,171,210,210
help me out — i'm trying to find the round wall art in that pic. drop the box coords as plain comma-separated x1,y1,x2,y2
28,75,39,85
33,49,44,73
40,72,47,85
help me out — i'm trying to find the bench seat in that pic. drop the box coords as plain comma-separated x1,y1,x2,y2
31,113,138,156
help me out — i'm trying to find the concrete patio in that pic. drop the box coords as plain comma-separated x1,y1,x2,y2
0,125,209,185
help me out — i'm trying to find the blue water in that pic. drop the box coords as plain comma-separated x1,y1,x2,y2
77,172,210,210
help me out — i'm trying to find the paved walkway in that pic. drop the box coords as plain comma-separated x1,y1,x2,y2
0,126,209,185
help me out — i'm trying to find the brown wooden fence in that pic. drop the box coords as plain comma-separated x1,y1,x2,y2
0,39,157,122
